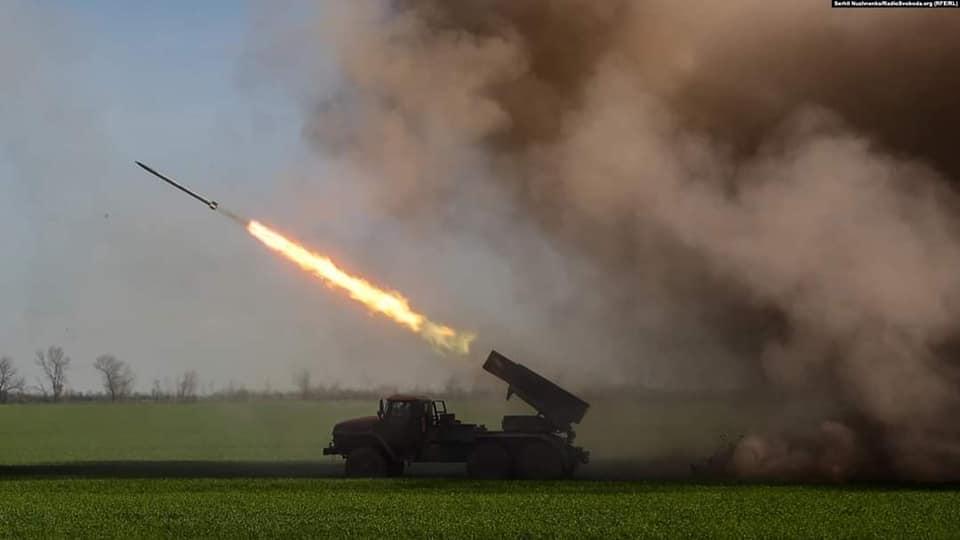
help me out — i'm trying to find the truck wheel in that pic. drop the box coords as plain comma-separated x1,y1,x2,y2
345,447,388,477
517,441,564,480
467,443,512,479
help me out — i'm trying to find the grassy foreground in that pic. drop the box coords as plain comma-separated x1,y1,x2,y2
0,478,956,538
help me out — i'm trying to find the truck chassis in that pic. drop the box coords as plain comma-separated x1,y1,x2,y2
323,350,590,479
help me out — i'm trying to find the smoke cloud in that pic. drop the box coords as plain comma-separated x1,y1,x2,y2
249,0,960,480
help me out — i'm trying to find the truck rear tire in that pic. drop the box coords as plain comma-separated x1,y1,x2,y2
467,443,512,479
517,441,564,480
345,447,388,478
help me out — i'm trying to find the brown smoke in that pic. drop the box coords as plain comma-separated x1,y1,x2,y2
254,0,960,480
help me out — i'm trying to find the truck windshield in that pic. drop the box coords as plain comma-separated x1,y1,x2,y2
387,400,412,418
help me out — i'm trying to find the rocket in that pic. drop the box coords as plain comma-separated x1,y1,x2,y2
135,161,219,210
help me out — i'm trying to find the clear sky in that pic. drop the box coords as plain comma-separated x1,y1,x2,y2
0,1,337,393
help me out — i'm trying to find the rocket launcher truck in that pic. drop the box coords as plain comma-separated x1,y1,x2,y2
323,350,590,479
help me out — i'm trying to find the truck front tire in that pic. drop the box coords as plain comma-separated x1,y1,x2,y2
345,447,388,478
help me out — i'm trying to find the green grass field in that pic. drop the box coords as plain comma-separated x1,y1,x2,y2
0,398,749,464
1,478,956,538
0,401,956,537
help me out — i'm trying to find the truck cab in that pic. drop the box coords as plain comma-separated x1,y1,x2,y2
324,395,446,476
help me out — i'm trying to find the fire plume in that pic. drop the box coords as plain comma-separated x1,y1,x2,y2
247,220,475,355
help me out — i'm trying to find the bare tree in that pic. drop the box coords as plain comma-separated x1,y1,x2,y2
0,356,25,404
151,378,164,401
176,370,198,401
93,355,135,402
293,368,312,400
35,346,70,402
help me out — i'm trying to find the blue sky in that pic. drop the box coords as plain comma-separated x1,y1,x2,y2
51,0,303,191
0,1,321,393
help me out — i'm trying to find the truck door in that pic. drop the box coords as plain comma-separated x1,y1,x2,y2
377,400,426,458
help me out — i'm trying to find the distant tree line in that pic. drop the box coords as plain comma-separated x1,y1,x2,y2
0,346,199,404
0,346,508,405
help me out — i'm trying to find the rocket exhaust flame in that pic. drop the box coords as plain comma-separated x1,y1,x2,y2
136,161,475,355
247,221,475,355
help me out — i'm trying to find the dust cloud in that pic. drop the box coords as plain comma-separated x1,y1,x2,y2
247,0,960,480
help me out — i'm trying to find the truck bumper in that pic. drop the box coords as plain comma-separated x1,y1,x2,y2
322,444,339,456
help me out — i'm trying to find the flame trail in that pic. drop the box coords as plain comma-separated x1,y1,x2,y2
247,220,475,355
131,163,473,353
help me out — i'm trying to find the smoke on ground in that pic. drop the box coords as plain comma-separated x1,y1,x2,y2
246,1,960,481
